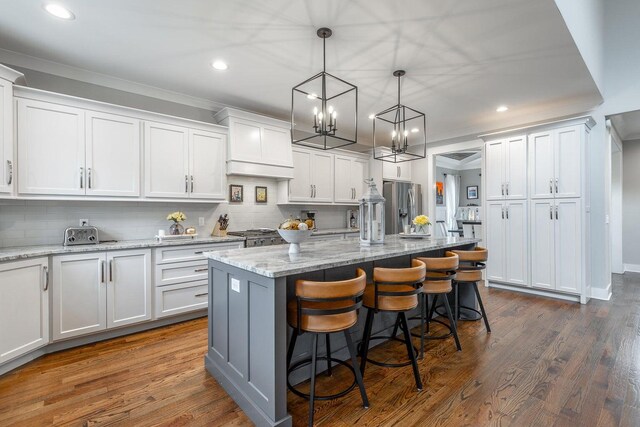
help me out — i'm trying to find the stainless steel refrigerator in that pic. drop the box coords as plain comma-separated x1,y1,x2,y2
383,181,423,235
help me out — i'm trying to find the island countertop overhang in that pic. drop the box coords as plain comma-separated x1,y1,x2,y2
203,235,480,278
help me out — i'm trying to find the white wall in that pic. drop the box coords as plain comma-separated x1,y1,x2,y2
621,139,640,269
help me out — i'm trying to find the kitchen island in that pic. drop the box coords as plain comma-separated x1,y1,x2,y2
204,235,480,427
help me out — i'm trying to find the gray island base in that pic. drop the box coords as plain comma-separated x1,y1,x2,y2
204,235,480,426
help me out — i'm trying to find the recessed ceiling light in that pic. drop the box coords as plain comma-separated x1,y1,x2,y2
368,114,375,119
307,93,318,100
496,105,509,113
211,60,228,71
411,128,419,133
43,3,75,20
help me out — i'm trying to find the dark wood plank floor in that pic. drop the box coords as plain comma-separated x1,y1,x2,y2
1,275,639,426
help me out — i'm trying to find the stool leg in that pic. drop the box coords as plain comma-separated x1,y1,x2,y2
308,334,319,427
359,308,375,376
454,282,460,323
473,282,491,333
399,312,423,391
287,329,298,369
344,329,369,409
391,313,400,339
325,334,332,376
442,294,462,351
419,293,425,360
428,294,438,321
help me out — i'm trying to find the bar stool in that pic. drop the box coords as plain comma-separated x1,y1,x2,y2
451,247,491,333
359,259,426,391
286,268,369,427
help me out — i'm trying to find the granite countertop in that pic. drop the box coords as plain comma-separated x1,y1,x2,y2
0,236,246,263
204,235,479,278
311,228,359,236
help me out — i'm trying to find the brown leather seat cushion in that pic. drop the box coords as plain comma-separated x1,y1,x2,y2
455,270,483,282
363,283,418,311
287,299,358,333
451,247,488,262
423,280,452,294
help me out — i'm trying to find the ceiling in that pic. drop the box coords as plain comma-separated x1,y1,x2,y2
0,0,602,144
610,110,640,141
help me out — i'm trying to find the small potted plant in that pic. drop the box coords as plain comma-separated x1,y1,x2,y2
167,211,187,235
412,215,431,235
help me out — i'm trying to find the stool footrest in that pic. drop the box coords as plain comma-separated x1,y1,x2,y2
357,335,420,368
287,356,357,401
407,316,454,340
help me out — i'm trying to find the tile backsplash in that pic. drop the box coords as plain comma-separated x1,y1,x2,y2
0,176,351,248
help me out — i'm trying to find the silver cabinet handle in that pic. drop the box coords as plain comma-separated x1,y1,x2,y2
194,267,208,272
313,185,316,198
505,206,509,219
555,179,558,194
506,183,509,196
502,207,505,219
43,265,49,291
101,261,106,283
6,160,12,185
190,175,194,193
185,175,188,193
549,179,553,194
310,184,313,198
555,205,559,220
80,167,84,189
194,251,204,254
109,260,113,282
550,206,553,220
88,168,92,189
195,292,208,297
501,183,504,196
397,166,400,177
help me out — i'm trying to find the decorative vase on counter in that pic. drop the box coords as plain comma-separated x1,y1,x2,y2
412,215,431,235
415,224,428,235
169,222,184,235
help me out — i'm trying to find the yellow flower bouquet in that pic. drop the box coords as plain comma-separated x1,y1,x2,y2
412,215,431,234
167,211,186,223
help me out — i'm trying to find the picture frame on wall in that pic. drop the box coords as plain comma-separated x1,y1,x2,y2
255,186,267,203
436,181,444,205
467,185,478,200
229,184,243,203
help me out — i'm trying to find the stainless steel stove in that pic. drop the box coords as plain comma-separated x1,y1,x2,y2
227,228,286,247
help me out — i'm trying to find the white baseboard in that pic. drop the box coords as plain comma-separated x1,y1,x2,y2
624,263,640,273
590,282,612,301
488,282,581,303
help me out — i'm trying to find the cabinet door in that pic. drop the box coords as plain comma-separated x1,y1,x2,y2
0,78,13,194
505,201,528,286
554,126,582,198
0,258,49,364
485,139,505,200
334,156,353,203
530,200,555,290
398,161,412,182
505,135,527,199
311,152,334,202
52,253,106,340
352,158,368,200
529,131,554,199
85,111,141,197
382,161,399,180
230,119,262,163
485,202,506,282
144,122,189,198
262,124,292,167
189,129,225,199
106,249,152,328
555,199,582,294
17,99,85,195
289,149,313,202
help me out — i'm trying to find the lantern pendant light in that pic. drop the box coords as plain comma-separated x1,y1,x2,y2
359,178,386,246
373,70,427,163
291,28,358,150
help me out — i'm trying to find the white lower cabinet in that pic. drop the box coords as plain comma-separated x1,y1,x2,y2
0,258,49,364
485,201,528,286
52,249,151,340
530,199,582,294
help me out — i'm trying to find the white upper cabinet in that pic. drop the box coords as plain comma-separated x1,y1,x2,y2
17,98,86,195
382,161,412,182
287,148,334,203
484,135,526,200
215,108,293,179
86,111,141,197
334,155,369,203
0,258,49,364
144,121,189,199
188,129,226,199
289,149,313,201
530,125,582,199
310,151,334,202
0,78,13,195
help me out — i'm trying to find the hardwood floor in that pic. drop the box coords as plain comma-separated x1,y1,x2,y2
1,275,639,426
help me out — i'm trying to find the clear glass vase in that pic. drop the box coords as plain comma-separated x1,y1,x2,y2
415,224,428,234
169,222,184,235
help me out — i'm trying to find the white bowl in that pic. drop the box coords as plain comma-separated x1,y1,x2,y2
277,229,312,254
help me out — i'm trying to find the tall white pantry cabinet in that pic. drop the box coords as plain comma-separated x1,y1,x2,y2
483,117,593,303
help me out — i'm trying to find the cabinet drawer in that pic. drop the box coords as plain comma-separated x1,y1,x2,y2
155,281,208,318
155,260,208,287
155,242,243,264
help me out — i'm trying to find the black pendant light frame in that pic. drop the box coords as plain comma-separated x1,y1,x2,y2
373,70,427,163
291,28,358,150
